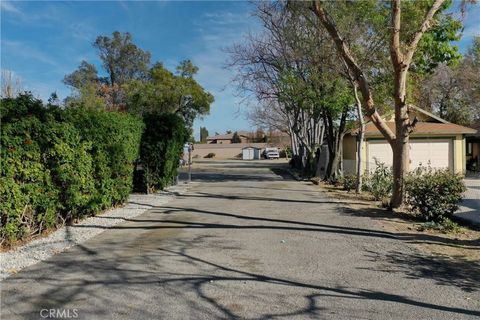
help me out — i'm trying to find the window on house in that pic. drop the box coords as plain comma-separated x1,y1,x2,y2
467,142,473,156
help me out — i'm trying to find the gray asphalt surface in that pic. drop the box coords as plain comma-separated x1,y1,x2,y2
456,178,480,226
1,160,479,319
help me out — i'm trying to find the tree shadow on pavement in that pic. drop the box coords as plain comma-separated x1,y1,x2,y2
340,206,480,249
3,238,480,320
70,204,480,296
361,249,480,293
178,191,370,206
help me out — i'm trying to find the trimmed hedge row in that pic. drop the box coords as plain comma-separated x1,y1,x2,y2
140,112,190,192
0,94,144,244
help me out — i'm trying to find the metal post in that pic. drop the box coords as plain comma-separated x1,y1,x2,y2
188,144,192,183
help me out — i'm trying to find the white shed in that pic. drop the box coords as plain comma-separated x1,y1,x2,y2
242,147,261,160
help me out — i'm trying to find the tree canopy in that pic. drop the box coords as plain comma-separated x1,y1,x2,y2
63,32,213,128
94,31,151,86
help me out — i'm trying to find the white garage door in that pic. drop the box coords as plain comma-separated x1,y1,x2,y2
410,140,452,169
367,139,453,171
368,141,393,169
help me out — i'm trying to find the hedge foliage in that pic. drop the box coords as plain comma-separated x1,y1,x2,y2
140,112,189,192
362,159,393,201
359,159,466,226
405,167,466,223
1,94,144,244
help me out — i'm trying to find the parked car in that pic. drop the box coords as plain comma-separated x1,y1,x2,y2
264,147,280,159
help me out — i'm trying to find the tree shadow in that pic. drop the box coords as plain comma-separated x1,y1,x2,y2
340,206,480,249
178,191,370,206
361,249,480,293
3,238,480,320
191,172,285,183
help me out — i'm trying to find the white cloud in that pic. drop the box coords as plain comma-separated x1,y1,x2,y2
2,40,61,68
189,9,260,137
0,1,22,15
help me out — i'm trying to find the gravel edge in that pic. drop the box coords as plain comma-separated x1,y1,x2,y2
0,183,193,281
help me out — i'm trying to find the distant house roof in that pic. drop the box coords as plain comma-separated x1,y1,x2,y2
206,134,233,140
206,131,251,141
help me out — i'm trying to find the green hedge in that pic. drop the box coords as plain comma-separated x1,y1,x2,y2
0,94,143,244
405,167,466,223
140,112,189,192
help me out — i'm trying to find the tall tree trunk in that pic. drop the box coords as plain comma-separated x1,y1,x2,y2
353,83,365,193
324,109,348,181
311,0,445,207
314,124,325,178
391,70,411,207
391,129,410,207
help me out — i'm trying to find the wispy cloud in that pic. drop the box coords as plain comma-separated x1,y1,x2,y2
0,1,22,15
117,0,129,11
191,9,259,135
1,40,61,68
69,22,97,42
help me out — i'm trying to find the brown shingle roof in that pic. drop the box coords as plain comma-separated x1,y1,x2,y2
206,132,251,140
470,121,480,137
363,122,477,136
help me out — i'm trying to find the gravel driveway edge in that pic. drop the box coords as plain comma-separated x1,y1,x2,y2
0,183,192,281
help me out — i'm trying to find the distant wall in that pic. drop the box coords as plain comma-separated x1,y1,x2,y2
193,143,269,159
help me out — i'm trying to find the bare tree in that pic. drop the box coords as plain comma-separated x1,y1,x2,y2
420,37,480,125
1,69,23,98
229,3,349,177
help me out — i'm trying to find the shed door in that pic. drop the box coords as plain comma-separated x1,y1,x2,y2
367,139,453,171
243,149,253,160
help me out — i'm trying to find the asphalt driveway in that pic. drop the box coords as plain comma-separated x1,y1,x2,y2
1,160,479,319
456,178,480,225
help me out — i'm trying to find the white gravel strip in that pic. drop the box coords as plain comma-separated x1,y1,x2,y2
0,183,192,281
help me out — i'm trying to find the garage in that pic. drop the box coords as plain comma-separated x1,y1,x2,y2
367,139,453,171
342,106,476,175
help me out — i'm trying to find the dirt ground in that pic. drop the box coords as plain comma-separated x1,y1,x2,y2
317,181,480,262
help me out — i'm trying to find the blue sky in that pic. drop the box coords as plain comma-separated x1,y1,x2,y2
1,1,479,138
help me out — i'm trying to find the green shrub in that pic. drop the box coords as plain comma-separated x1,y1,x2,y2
0,94,143,244
341,175,357,191
405,167,466,223
140,112,189,192
204,153,215,158
62,108,144,208
364,159,393,201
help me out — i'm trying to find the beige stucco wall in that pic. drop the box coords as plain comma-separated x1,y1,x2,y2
192,143,269,159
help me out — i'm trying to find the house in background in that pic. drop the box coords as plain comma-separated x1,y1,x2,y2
206,131,250,144
343,106,477,175
466,121,480,173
